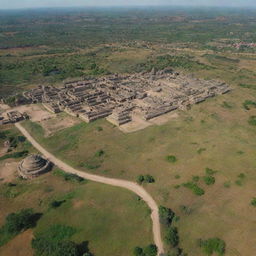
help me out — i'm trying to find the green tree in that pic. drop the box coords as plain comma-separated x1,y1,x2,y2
144,244,157,256
165,227,179,247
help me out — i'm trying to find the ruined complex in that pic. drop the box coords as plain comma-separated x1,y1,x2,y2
20,68,230,126
18,154,52,179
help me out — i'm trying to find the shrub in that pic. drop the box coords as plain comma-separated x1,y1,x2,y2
235,180,242,186
49,200,65,209
136,175,145,184
96,126,103,131
166,155,177,163
251,198,256,207
192,176,200,182
197,148,206,154
0,150,28,161
243,100,256,110
53,169,85,183
223,182,231,188
248,116,256,126
203,176,215,185
144,244,158,256
144,175,155,183
175,175,180,179
5,208,38,234
165,227,179,247
198,237,226,256
0,208,41,246
182,182,205,196
159,206,175,226
133,246,143,256
31,224,84,256
205,168,217,175
238,173,246,179
95,149,105,157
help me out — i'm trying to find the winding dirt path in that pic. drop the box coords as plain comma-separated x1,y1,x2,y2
15,123,164,255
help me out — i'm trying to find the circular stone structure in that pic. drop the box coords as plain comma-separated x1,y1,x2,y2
18,154,52,179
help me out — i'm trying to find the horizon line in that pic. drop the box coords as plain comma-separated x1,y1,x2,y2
0,5,256,11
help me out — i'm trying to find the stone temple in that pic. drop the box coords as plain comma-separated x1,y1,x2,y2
18,154,52,179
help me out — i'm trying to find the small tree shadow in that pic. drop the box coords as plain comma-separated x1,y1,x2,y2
77,241,94,256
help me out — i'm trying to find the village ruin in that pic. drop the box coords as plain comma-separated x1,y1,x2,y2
1,68,230,128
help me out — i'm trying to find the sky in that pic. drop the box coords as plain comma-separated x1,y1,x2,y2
0,0,256,10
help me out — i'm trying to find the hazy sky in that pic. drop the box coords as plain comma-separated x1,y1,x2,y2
0,0,256,9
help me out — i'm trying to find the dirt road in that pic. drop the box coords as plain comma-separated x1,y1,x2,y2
15,122,164,255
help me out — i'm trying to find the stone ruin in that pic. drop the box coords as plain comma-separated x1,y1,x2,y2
20,68,230,126
18,154,52,179
0,110,29,125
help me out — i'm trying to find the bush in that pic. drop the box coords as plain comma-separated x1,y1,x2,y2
144,175,155,183
165,227,179,247
136,175,145,184
251,198,256,207
198,237,226,256
182,182,205,196
144,244,157,256
0,208,41,246
136,175,155,184
53,169,85,183
166,155,177,163
5,208,37,234
205,168,217,175
133,244,157,256
159,206,175,226
0,150,28,161
192,176,200,182
243,100,256,110
49,200,65,209
133,246,143,256
95,149,105,157
31,224,90,256
248,116,256,126
203,176,215,185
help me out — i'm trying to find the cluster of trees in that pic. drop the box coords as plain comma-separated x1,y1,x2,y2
32,224,93,256
198,238,226,256
133,244,157,256
159,206,187,256
0,208,41,246
136,175,155,184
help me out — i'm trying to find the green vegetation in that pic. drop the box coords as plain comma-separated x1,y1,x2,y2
251,198,256,207
198,238,226,256
203,176,215,185
0,150,28,161
221,101,233,109
136,175,155,184
166,155,177,163
182,182,205,196
0,208,40,247
242,100,256,110
133,244,157,256
197,148,206,154
159,206,175,226
53,169,85,183
248,116,256,126
165,227,179,248
205,168,217,175
32,224,93,256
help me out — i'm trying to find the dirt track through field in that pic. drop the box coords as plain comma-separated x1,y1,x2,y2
15,122,164,255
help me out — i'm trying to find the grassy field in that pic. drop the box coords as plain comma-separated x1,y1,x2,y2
1,7,256,256
21,53,256,255
0,126,152,256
